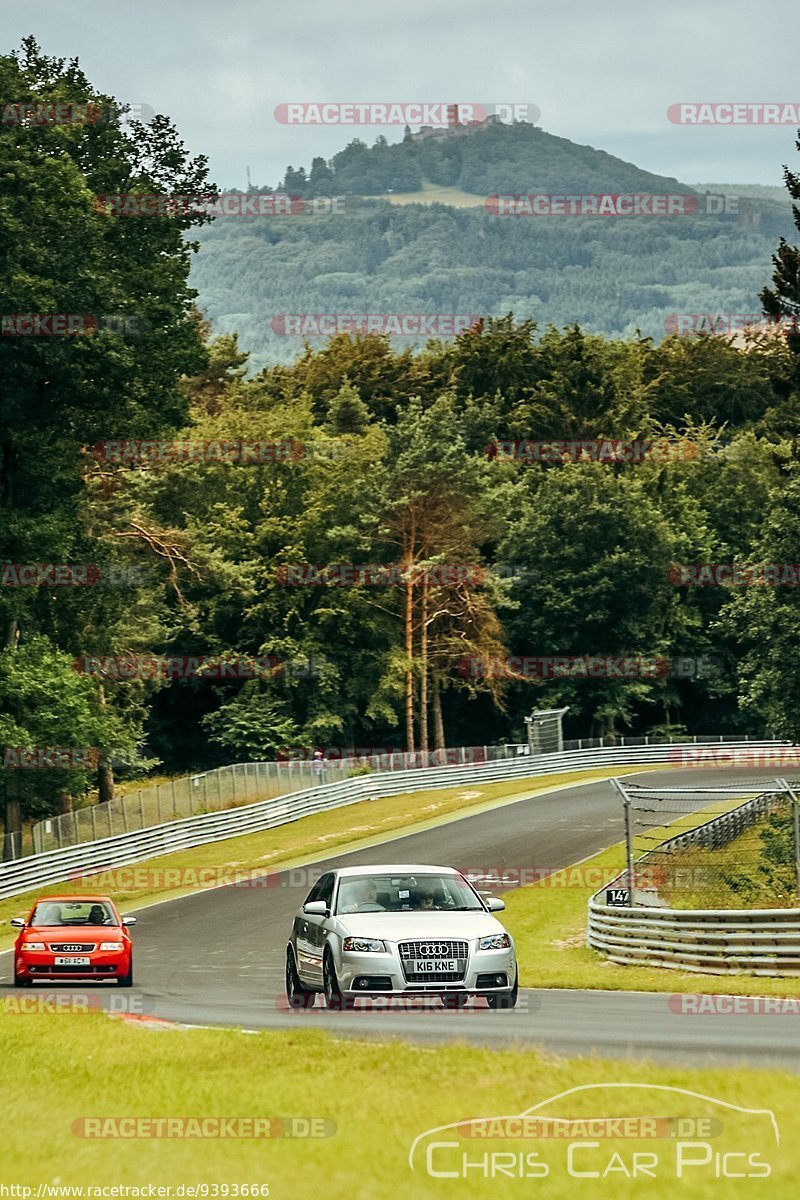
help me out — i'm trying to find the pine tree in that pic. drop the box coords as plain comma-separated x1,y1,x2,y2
760,131,800,355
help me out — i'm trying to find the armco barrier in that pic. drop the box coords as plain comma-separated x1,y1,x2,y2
588,904,800,976
0,740,790,903
588,778,800,976
29,733,770,855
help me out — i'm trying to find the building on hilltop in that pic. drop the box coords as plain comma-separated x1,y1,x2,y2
411,104,505,142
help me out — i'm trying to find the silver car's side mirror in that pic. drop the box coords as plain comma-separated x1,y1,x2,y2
122,916,137,926
10,918,25,928
303,900,329,916
484,896,506,912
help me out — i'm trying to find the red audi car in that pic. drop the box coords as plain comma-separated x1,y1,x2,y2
11,895,136,986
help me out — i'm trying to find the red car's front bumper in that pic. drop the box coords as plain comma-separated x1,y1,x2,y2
15,950,130,981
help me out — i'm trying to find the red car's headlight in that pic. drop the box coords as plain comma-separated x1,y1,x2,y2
99,942,124,951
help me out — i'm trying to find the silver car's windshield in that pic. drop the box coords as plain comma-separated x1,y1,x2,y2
335,873,483,914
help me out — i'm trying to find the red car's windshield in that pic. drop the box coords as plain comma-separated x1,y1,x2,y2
29,901,116,927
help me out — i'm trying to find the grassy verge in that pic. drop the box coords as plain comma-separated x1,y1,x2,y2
0,1014,792,1197
505,826,800,996
0,765,659,944
658,802,797,910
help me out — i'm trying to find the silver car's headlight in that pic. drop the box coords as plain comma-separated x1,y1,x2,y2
342,937,386,953
479,933,512,950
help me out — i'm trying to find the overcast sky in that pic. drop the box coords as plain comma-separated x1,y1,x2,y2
3,0,798,190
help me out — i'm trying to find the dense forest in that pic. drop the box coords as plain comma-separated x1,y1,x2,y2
4,39,800,853
191,123,796,367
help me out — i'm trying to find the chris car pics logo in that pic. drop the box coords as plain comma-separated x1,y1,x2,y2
408,1083,778,1180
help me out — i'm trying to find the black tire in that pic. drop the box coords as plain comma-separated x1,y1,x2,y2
117,958,133,988
13,968,31,988
486,971,518,1010
323,950,353,1010
286,947,316,1010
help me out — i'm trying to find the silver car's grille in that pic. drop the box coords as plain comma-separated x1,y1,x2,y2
399,940,469,983
48,943,96,952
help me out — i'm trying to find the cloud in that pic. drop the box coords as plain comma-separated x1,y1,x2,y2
3,0,797,186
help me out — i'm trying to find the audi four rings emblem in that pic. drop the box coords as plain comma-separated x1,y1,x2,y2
419,943,450,956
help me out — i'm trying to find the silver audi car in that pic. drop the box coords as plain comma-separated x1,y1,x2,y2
285,863,518,1009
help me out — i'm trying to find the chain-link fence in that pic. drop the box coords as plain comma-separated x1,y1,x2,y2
613,778,800,909
28,745,514,855
21,732,765,859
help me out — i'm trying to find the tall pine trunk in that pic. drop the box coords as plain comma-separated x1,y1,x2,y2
3,773,21,861
432,673,446,750
96,684,115,804
419,574,429,753
404,570,415,752
2,619,21,858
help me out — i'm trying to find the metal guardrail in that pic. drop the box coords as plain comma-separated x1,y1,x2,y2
587,906,800,976
30,745,528,856
1,739,788,903
588,777,800,975
28,733,768,856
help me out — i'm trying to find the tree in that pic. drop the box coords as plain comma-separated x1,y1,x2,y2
761,126,800,358
0,637,136,857
720,470,800,739
325,381,371,435
0,38,213,650
200,687,299,759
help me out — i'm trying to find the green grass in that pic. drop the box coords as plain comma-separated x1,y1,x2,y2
505,824,800,996
368,179,486,207
656,802,798,910
0,1014,793,1197
0,764,657,944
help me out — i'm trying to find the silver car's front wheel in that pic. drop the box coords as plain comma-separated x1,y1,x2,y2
323,950,354,1010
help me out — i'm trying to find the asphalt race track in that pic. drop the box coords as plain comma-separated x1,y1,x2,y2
4,767,800,1070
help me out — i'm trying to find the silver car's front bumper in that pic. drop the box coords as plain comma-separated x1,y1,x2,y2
336,942,516,996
